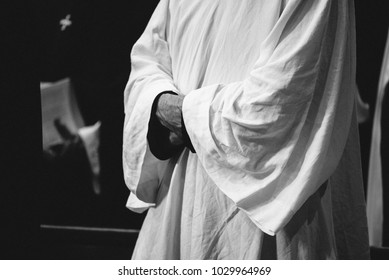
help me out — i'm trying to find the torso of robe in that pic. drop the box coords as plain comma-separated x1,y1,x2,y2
123,0,370,259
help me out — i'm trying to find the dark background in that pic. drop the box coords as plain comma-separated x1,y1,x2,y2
355,1,389,188
35,0,160,230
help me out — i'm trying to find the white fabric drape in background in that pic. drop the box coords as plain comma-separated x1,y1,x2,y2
367,29,389,247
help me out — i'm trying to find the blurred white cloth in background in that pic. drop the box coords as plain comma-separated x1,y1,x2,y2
367,29,389,247
356,86,370,123
41,79,102,195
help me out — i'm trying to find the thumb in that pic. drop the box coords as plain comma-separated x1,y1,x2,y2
169,132,183,146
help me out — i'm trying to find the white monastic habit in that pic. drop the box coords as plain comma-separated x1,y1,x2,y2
123,0,369,259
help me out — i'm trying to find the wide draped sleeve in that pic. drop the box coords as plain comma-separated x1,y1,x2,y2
123,0,178,204
182,0,356,235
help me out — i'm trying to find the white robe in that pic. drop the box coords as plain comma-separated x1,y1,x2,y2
123,0,369,259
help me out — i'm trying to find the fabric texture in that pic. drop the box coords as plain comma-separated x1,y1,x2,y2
123,0,369,259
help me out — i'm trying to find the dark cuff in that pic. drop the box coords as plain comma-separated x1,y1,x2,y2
147,91,183,160
181,113,195,153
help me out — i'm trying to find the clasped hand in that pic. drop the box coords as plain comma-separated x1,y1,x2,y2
155,94,185,146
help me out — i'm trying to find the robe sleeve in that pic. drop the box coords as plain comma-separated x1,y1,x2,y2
123,0,178,203
182,0,356,235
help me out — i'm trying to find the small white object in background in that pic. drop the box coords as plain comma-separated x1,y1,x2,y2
59,14,72,31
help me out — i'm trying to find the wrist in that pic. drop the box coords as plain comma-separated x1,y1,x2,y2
156,93,184,135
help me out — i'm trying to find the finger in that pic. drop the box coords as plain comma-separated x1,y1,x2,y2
169,132,183,146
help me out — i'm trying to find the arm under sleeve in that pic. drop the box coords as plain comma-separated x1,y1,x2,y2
123,0,194,202
123,0,179,198
182,0,356,235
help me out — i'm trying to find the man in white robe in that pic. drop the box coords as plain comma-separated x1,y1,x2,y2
123,0,370,259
